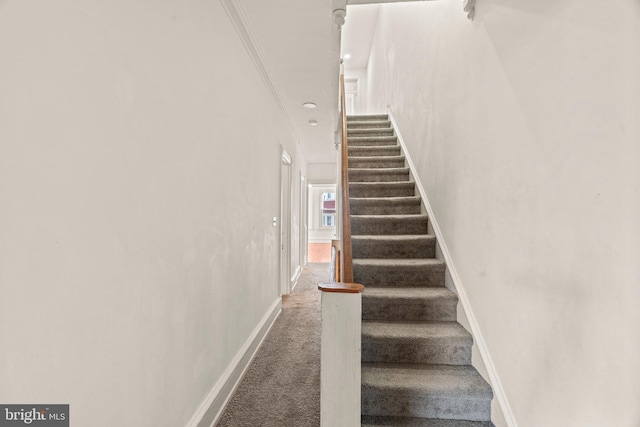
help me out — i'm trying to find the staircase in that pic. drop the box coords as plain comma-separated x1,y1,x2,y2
346,114,494,427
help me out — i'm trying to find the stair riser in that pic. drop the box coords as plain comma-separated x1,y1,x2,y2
352,238,435,258
349,158,405,169
350,203,421,215
350,217,427,235
348,147,401,157
362,295,457,321
353,264,445,287
361,392,492,422
362,337,472,365
349,171,410,182
348,138,398,146
350,184,415,198
347,121,391,129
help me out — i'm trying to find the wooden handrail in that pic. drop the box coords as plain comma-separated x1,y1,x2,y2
318,282,364,294
339,74,354,283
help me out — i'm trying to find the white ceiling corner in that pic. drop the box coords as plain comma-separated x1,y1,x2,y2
220,0,300,145
341,4,380,71
231,0,339,165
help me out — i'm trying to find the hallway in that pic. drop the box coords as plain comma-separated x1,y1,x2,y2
216,263,329,426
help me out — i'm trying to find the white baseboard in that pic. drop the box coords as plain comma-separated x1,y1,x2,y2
186,297,282,427
387,108,519,427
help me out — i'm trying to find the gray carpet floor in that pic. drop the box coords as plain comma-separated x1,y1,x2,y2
215,263,328,427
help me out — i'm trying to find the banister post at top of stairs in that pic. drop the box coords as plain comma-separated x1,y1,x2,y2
318,282,364,427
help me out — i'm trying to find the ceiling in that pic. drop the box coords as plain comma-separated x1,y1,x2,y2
236,1,381,165
238,0,338,165
342,4,380,70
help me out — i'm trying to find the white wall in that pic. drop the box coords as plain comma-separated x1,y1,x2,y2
366,1,640,427
308,162,338,183
0,1,305,426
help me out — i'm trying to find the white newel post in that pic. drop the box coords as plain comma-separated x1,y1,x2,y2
319,282,364,427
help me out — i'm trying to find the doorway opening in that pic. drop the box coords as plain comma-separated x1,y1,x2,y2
280,148,292,295
307,183,337,263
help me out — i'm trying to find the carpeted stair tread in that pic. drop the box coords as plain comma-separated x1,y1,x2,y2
350,196,422,215
348,114,389,121
348,128,395,137
352,234,435,259
350,181,415,198
349,146,402,157
362,416,494,427
353,258,446,268
353,258,445,287
362,363,492,395
362,287,457,321
362,321,470,341
349,168,410,182
363,287,456,299
351,114,494,424
347,120,392,129
351,214,428,235
362,321,472,364
348,136,398,146
349,155,406,169
361,364,493,421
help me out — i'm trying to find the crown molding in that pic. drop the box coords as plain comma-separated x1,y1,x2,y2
220,0,300,143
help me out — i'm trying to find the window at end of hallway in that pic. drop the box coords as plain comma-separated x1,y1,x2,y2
321,192,336,228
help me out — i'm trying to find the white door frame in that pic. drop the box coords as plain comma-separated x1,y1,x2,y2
300,173,308,266
280,148,292,296
344,76,359,115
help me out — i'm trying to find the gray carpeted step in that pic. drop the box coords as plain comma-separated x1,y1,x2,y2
352,114,495,424
362,416,495,427
362,321,472,365
348,128,395,137
350,197,422,215
351,214,427,235
348,120,391,129
349,168,410,183
352,235,435,259
348,114,389,121
362,287,457,321
349,146,401,157
353,258,445,287
349,155,405,169
361,364,493,421
348,136,398,146
350,182,416,198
